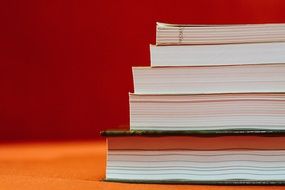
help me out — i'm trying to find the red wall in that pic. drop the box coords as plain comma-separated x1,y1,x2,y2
1,0,285,140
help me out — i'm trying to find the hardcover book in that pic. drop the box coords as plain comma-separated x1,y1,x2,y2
102,130,285,184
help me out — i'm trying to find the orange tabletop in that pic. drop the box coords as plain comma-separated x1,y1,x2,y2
0,140,284,190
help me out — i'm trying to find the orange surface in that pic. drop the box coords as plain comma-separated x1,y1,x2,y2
0,140,285,190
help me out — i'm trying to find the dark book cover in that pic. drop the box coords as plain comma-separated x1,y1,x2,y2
101,129,285,137
105,179,285,185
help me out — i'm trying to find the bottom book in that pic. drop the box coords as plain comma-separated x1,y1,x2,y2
101,130,285,184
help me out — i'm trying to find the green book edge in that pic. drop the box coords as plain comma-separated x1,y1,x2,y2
100,129,285,137
104,179,285,185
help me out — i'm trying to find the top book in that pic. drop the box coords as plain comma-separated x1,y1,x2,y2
156,22,285,45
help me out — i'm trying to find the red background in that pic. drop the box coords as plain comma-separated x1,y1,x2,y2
1,0,285,141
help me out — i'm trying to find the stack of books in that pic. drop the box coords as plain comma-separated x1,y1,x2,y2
102,23,285,184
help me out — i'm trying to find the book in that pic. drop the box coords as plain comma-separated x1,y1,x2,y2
150,42,285,67
103,130,285,184
156,22,285,45
130,93,285,131
133,64,285,94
